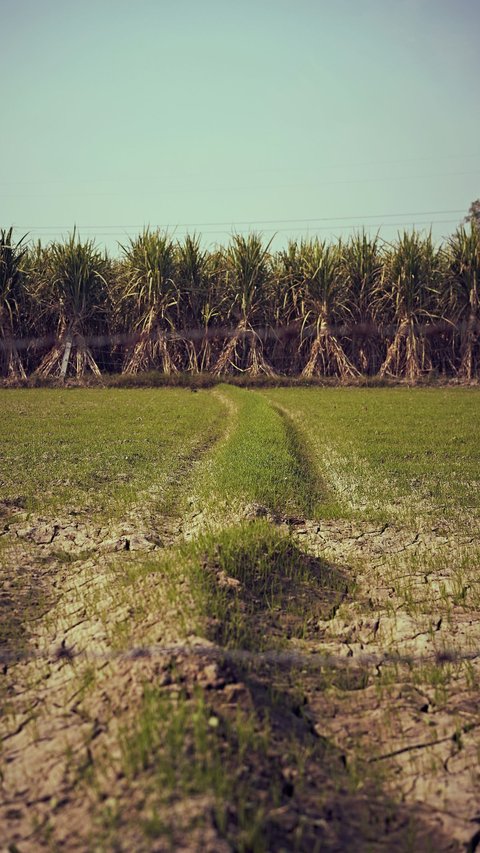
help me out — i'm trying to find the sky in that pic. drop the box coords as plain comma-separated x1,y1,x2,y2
1,0,479,254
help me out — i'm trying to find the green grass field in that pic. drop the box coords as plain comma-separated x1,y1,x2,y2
0,387,225,517
264,386,480,523
1,386,479,852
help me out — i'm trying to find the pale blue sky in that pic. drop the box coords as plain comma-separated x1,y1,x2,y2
1,0,479,253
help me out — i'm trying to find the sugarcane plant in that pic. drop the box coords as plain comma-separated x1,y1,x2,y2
270,241,305,374
341,231,383,374
445,225,480,379
176,234,220,372
213,233,275,376
377,231,441,381
197,252,224,372
299,238,358,378
0,228,29,379
120,229,179,374
35,232,110,378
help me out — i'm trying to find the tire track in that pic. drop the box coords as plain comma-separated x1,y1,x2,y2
0,390,236,850
259,398,480,848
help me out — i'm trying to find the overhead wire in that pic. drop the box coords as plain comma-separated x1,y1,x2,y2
2,168,480,200
11,207,467,231
10,218,464,240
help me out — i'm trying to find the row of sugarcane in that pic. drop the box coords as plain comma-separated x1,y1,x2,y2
0,225,479,381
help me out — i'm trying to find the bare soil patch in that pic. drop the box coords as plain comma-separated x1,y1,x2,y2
2,503,472,851
280,514,480,850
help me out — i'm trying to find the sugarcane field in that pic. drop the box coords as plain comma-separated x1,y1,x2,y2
2,1,480,850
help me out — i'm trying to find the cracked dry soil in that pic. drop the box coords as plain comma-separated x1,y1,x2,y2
0,501,199,850
285,515,480,850
1,495,480,850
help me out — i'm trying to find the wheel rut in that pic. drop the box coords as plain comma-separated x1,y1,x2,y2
0,399,236,849
203,392,480,848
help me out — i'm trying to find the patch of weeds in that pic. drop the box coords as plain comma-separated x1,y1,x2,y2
117,684,273,848
108,616,133,651
449,546,480,610
107,370,217,390
413,661,453,706
328,667,372,692
111,668,444,852
373,661,401,691
99,797,122,835
464,660,479,690
49,548,96,564
75,663,97,701
269,399,329,514
188,520,349,650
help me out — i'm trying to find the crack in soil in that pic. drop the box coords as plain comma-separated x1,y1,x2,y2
369,722,479,763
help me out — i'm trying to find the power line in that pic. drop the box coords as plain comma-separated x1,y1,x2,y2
10,208,466,232
11,218,463,240
251,219,461,237
2,169,479,200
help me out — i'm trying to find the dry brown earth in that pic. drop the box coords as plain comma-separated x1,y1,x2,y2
1,491,479,850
